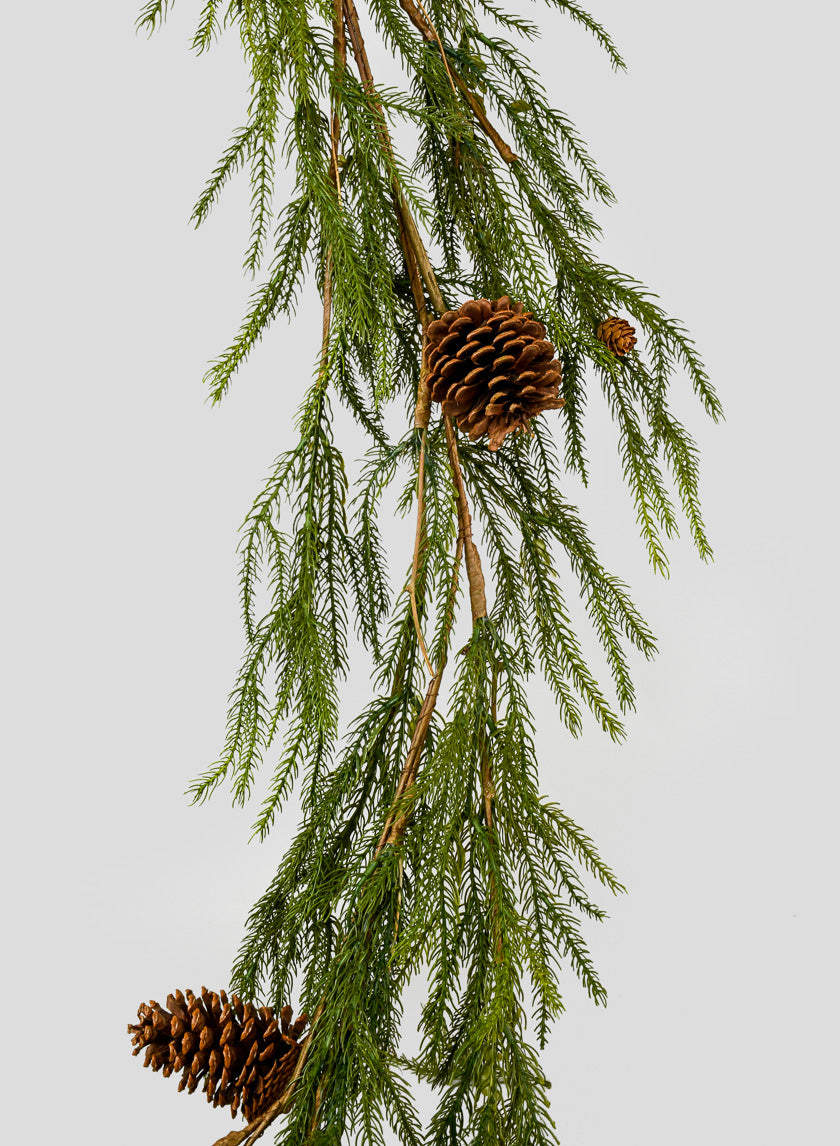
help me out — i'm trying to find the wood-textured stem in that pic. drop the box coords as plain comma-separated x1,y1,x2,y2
444,417,487,623
375,666,443,853
408,430,435,676
342,0,446,316
342,0,488,858
396,0,519,163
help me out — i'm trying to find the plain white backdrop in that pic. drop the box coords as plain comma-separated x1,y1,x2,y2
1,2,838,1143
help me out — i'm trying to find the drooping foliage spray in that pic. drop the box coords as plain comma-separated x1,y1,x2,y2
128,3,721,1144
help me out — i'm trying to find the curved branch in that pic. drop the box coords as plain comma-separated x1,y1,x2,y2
396,0,519,163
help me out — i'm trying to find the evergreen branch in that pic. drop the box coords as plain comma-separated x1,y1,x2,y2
541,0,626,71
191,120,258,226
135,5,720,1143
599,359,679,574
474,0,541,40
204,194,314,403
136,0,172,34
192,0,225,53
244,80,279,274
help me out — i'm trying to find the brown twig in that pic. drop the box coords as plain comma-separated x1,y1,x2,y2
341,0,489,842
342,0,445,437
307,1085,324,1140
451,78,519,164
342,0,446,316
211,1131,251,1146
343,0,442,679
343,0,490,883
399,213,429,325
398,217,432,429
413,351,433,431
374,524,464,853
315,0,346,387
408,429,435,676
396,0,519,163
443,417,487,623
396,0,457,94
375,664,444,853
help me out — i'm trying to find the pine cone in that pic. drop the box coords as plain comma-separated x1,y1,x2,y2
127,987,308,1121
426,296,564,451
596,316,637,357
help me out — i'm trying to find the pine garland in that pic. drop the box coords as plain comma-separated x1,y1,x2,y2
132,3,721,1145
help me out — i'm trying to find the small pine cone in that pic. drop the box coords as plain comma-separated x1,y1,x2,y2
127,988,308,1122
596,316,637,357
425,296,564,451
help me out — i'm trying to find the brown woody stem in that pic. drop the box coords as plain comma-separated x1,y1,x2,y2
342,0,489,860
413,352,432,431
443,417,487,623
451,78,519,164
396,0,519,163
342,0,445,318
408,429,435,676
342,0,444,434
397,0,457,93
375,665,444,853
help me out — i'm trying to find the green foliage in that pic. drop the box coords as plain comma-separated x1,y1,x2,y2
232,619,625,1145
139,2,720,1143
188,376,355,837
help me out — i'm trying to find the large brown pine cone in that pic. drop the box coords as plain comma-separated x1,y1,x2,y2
426,296,564,451
596,315,637,357
127,987,308,1121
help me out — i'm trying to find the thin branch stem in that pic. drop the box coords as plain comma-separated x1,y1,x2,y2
413,341,433,430
346,0,489,623
341,0,488,928
375,524,466,852
397,0,457,93
397,0,519,163
376,664,443,852
306,1085,323,1140
408,429,435,676
444,417,487,623
342,0,446,316
453,78,519,164
341,0,490,857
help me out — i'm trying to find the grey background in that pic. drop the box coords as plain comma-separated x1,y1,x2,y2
1,1,838,1142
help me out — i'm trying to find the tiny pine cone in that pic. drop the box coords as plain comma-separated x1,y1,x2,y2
596,316,637,357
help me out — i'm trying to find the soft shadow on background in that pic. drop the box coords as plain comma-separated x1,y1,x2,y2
1,2,837,1143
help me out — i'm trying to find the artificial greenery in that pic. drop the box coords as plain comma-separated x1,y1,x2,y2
136,2,720,1144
